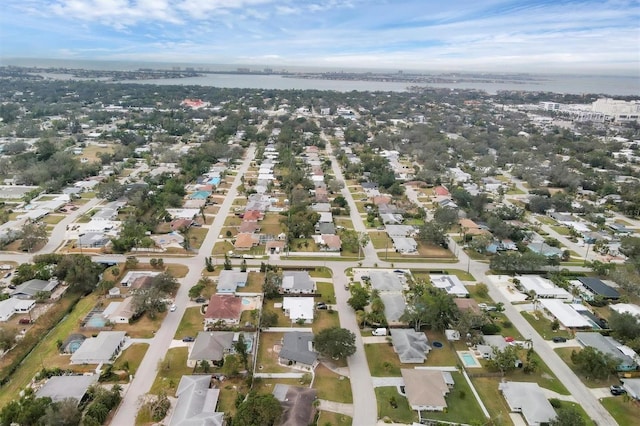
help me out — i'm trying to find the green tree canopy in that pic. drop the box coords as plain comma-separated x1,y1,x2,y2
314,327,356,360
234,392,282,426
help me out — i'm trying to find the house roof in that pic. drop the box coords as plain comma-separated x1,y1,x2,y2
539,300,592,328
392,237,417,252
369,271,404,292
384,225,416,237
401,369,449,409
282,271,314,292
317,222,336,235
189,332,235,362
36,375,98,403
279,332,317,366
434,186,450,196
500,382,556,425
70,331,126,364
518,275,571,299
242,210,263,221
273,385,317,426
391,329,431,363
0,298,35,321
283,297,315,321
170,375,224,426
239,221,261,233
204,295,243,322
577,277,620,299
321,234,341,250
380,293,406,323
216,270,248,294
373,195,392,205
106,297,135,321
171,218,193,232
11,279,58,298
575,332,636,367
430,275,469,296
234,233,259,249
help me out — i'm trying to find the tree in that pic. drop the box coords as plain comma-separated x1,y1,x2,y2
263,271,281,299
234,392,282,426
418,221,447,247
550,406,586,426
20,221,47,252
260,311,278,328
224,254,232,270
401,284,458,332
488,345,519,376
347,285,370,311
314,327,356,360
42,398,82,426
0,326,18,351
97,179,126,201
240,259,247,272
151,273,179,294
570,347,618,380
609,311,640,346
234,333,249,370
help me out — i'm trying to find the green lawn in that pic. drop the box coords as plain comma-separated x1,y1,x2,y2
375,387,417,423
313,364,353,403
421,372,486,425
424,332,459,366
256,332,291,373
312,309,341,333
471,377,515,426
150,347,193,396
317,411,352,426
550,225,571,236
412,269,475,282
601,396,640,425
368,231,393,249
309,267,332,279
316,282,336,304
536,216,556,225
113,343,149,376
520,311,571,340
243,271,265,293
365,343,402,376
174,306,204,339
552,400,596,426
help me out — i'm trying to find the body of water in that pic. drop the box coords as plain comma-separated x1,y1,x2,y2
6,58,638,95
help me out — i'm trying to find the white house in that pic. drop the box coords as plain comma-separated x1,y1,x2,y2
282,297,314,323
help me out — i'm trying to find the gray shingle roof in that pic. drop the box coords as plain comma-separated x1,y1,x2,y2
279,332,317,366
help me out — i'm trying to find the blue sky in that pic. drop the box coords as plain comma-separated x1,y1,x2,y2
1,0,639,74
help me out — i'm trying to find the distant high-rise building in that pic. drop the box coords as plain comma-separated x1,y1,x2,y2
591,98,640,122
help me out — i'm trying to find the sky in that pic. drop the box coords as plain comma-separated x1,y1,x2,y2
1,0,639,75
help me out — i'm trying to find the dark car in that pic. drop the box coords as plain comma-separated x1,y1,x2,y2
195,297,206,303
610,385,626,396
552,337,567,343
316,303,328,310
182,336,195,342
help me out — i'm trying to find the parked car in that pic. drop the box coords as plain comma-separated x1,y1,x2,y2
552,337,567,343
316,303,328,310
170,304,177,312
195,297,206,303
610,385,626,396
182,336,195,342
372,328,388,336
18,318,32,325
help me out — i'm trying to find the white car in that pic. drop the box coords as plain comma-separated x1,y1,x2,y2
170,304,177,312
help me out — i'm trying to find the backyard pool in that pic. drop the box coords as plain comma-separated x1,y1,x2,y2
84,314,107,328
208,177,221,185
458,351,482,368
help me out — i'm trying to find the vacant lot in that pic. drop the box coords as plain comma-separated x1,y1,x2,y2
365,343,401,376
150,347,193,395
601,396,639,426
113,343,149,376
174,306,204,339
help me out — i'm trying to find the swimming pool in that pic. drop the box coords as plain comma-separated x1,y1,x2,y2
242,298,252,306
85,314,107,328
458,351,482,368
208,177,221,185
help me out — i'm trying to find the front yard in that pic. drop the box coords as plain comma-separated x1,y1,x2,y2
365,342,401,376
313,364,353,403
375,386,417,424
174,306,204,339
554,347,621,388
420,372,486,425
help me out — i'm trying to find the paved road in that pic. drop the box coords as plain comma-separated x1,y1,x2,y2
110,146,255,424
41,197,102,253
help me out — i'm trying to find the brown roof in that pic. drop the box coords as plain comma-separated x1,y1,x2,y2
204,295,243,321
235,233,259,249
321,234,341,249
130,276,154,290
266,241,286,250
372,195,392,205
454,298,480,313
170,218,193,232
401,369,449,409
242,210,263,221
239,221,261,233
459,218,490,236
434,186,450,196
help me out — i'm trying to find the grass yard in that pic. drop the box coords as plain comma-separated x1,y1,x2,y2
0,292,96,407
255,332,292,373
471,377,515,426
536,216,557,226
316,282,336,304
81,144,114,162
506,350,569,395
521,311,572,341
424,332,459,366
309,267,332,279
335,217,354,230
365,343,402,376
552,400,596,425
150,347,193,395
550,225,571,236
368,231,393,249
216,377,250,416
317,412,352,426
113,311,166,338
415,242,454,258
554,347,621,388
601,396,640,425
174,306,204,339
262,298,302,328
260,213,284,235
224,216,242,227
113,343,149,376
187,227,208,249
290,238,318,252
243,271,265,293
166,263,189,278
212,241,235,256
313,364,353,403
312,309,341,333
375,387,417,424
421,372,486,425
42,214,65,225
412,269,475,282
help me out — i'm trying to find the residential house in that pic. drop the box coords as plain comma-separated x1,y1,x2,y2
315,234,341,252
216,270,249,294
390,329,432,363
0,298,35,322
517,275,572,300
70,331,127,364
430,275,469,297
188,331,235,367
204,295,243,328
499,382,556,426
36,375,98,404
401,369,453,412
103,297,136,324
575,332,637,371
278,332,318,370
577,277,620,300
273,385,317,426
477,335,510,360
234,233,260,251
538,300,592,329
392,237,418,254
11,279,59,299
282,297,315,323
281,271,315,294
170,375,224,426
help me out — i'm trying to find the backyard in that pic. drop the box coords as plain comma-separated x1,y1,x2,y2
375,386,417,424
